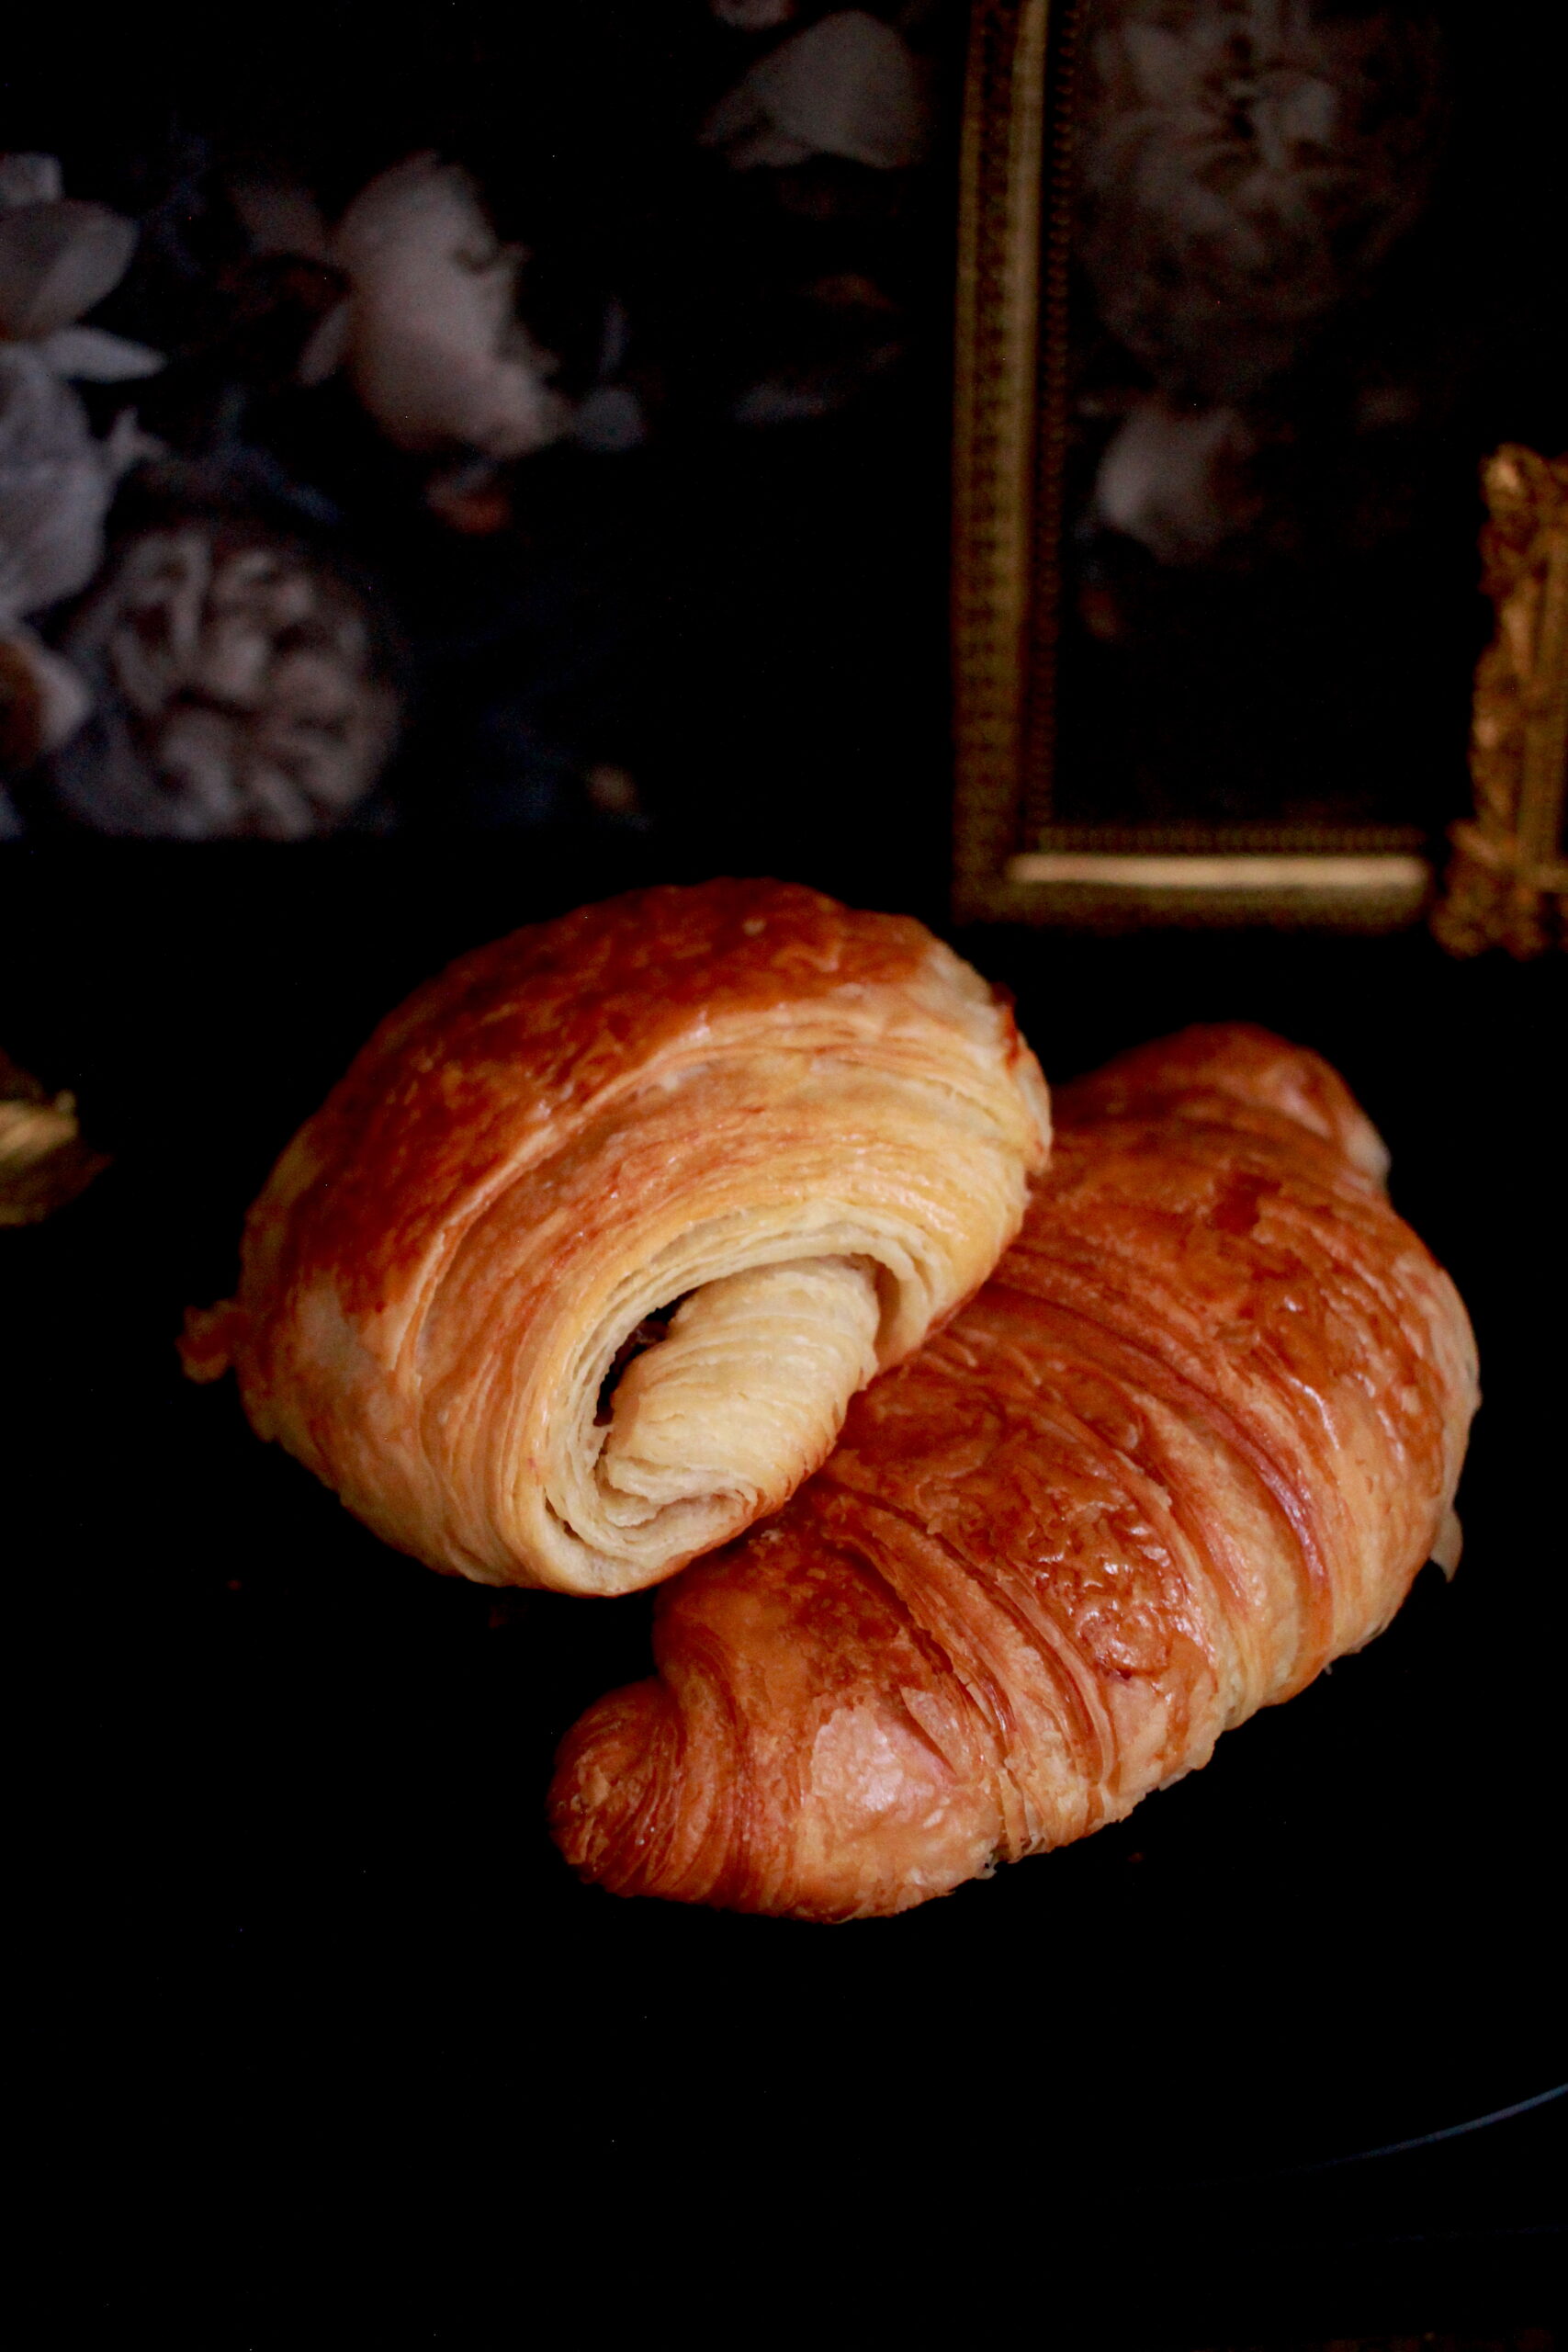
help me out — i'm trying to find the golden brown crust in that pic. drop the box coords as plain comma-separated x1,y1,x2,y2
185,879,1050,1594
550,1023,1478,1917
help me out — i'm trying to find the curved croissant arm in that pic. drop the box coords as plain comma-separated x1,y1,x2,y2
551,1024,1478,1916
181,879,1049,1595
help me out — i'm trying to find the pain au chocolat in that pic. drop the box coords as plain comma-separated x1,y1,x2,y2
181,880,1050,1594
551,1024,1478,1917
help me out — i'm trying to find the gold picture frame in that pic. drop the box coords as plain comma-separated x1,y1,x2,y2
951,0,1436,928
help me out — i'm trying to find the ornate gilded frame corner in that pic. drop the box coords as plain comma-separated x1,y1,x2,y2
1435,445,1568,956
950,0,1434,931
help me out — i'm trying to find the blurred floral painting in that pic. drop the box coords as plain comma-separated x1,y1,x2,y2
2,3,963,866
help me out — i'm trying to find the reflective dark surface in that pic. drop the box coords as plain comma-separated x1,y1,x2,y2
6,844,1562,2335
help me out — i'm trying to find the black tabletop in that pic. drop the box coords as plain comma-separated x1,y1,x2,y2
6,843,1563,2342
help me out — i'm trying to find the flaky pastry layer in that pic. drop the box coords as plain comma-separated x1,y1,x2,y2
182,879,1050,1592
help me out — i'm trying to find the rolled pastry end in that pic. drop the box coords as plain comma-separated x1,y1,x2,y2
550,1519,1010,1917
596,1255,880,1520
551,1657,1003,1921
537,1255,885,1595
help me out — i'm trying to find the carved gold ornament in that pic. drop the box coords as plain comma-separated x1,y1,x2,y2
1436,446,1568,956
0,1048,108,1226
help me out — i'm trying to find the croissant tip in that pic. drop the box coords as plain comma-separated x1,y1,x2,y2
1432,1505,1463,1578
548,1680,677,1892
177,1299,244,1384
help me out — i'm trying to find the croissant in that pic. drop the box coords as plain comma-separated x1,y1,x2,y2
551,1024,1478,1917
181,879,1049,1595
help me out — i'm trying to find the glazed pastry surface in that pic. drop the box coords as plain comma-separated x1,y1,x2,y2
182,879,1049,1593
551,1024,1478,1916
